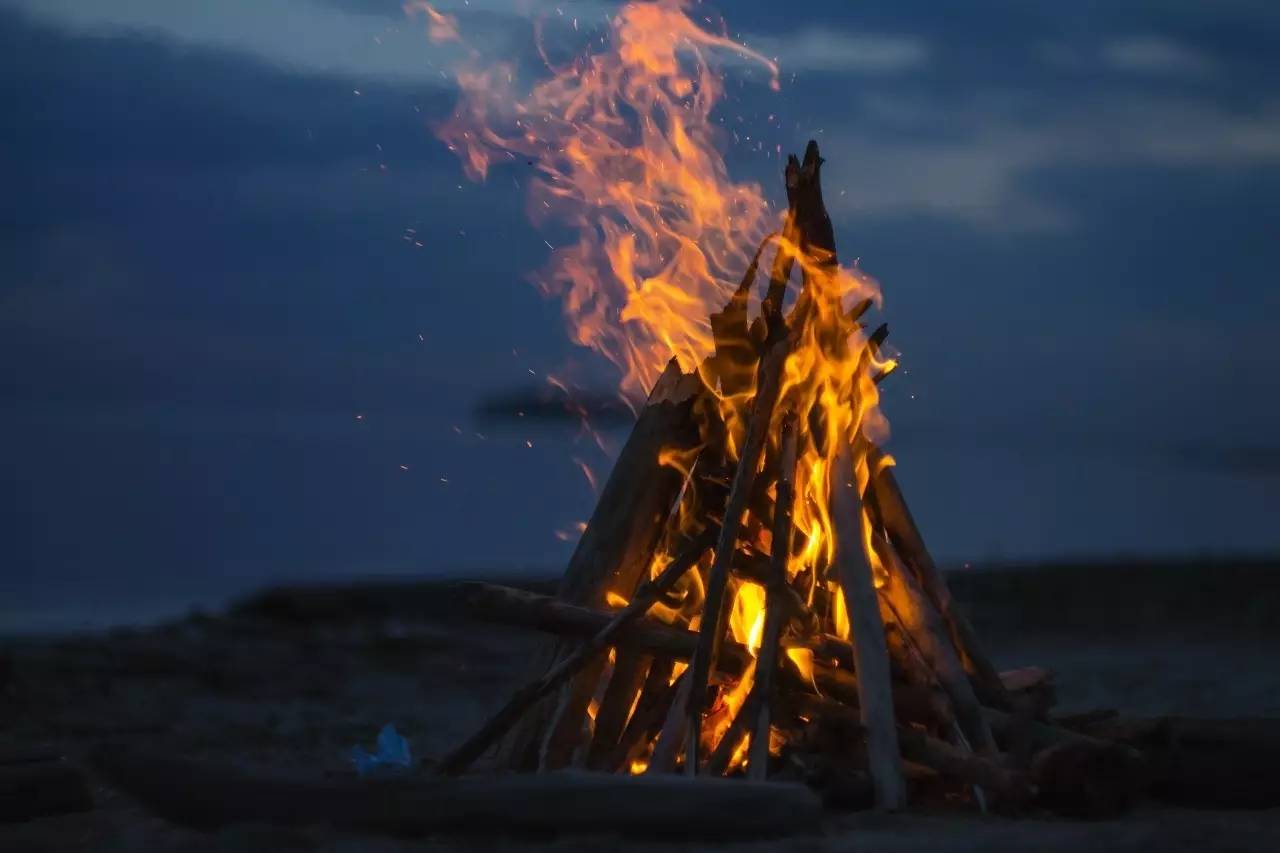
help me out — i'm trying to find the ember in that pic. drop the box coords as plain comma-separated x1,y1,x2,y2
430,0,1129,814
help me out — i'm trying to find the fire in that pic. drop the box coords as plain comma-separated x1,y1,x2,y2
429,0,899,775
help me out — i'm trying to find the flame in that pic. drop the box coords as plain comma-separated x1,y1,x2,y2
729,581,767,657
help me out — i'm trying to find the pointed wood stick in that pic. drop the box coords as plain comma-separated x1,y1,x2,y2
830,441,907,810
683,336,790,774
872,531,997,756
868,451,1010,708
437,532,714,776
745,411,800,780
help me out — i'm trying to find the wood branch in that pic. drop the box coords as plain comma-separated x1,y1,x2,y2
646,675,692,774
830,442,906,810
92,744,823,839
585,649,650,770
438,533,713,776
705,691,759,777
603,656,677,773
872,531,997,756
685,335,790,774
868,452,1009,708
523,359,705,770
0,757,93,823
745,410,800,780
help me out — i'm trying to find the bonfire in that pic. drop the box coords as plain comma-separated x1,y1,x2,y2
430,0,1109,814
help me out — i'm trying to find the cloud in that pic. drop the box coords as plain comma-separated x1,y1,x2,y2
821,95,1280,231
1040,35,1216,78
742,28,929,74
0,0,477,84
1102,35,1215,76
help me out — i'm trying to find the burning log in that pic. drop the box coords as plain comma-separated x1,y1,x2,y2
438,531,714,776
746,411,801,780
684,335,790,773
459,583,943,726
510,358,705,770
830,443,906,811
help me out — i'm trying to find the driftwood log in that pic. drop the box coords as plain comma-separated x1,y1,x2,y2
91,744,822,839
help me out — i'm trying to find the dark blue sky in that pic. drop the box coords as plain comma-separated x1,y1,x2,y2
2,1,1278,630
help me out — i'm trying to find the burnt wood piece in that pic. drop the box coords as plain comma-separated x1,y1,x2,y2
0,757,93,823
745,411,801,780
91,745,822,839
868,453,1009,709
438,532,713,776
830,442,907,811
685,336,790,774
459,582,942,726
872,532,997,756
525,359,705,770
787,694,1033,807
646,675,693,774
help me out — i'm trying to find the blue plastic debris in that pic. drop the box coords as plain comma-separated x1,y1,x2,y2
352,723,412,777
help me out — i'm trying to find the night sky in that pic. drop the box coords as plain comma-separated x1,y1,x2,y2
3,0,1278,631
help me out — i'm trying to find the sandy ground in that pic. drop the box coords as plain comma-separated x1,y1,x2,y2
3,561,1280,851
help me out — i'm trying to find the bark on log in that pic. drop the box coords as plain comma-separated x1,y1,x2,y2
519,358,704,770
830,442,907,811
685,336,790,773
868,453,1009,708
91,745,823,839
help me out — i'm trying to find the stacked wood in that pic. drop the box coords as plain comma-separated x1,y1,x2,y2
434,139,1153,820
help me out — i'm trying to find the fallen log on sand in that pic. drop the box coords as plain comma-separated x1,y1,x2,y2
91,744,822,839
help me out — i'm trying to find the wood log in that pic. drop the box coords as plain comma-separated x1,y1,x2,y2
439,533,713,776
830,442,906,810
0,757,93,823
685,336,790,773
91,744,823,839
745,411,800,780
872,531,997,756
868,453,1009,708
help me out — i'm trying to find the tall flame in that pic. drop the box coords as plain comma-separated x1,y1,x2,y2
429,0,900,773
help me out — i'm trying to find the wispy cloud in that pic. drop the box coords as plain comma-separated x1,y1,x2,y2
822,96,1280,231
743,28,929,75
1040,34,1216,77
